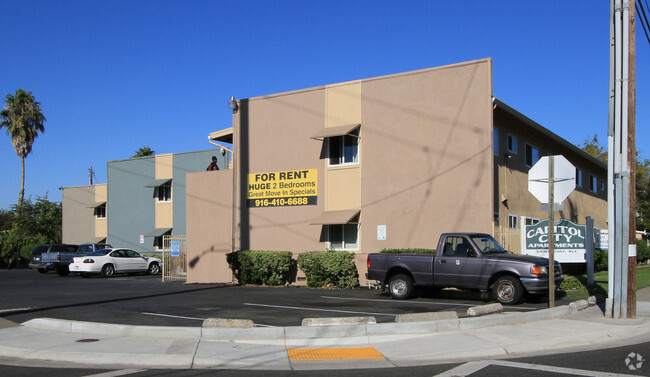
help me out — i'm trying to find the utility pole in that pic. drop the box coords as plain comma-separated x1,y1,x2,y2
607,0,636,319
627,0,637,319
89,166,94,185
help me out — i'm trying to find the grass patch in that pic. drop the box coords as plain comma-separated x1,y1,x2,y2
559,265,650,300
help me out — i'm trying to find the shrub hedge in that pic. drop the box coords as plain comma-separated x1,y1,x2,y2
379,248,436,254
226,250,294,286
297,250,359,288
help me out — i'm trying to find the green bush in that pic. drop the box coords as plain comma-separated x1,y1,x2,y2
297,250,359,288
636,239,650,264
593,249,608,271
379,248,436,254
559,277,586,291
226,250,293,286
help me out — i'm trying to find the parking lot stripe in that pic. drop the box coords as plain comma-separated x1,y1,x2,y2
287,347,385,361
141,312,205,321
243,303,397,317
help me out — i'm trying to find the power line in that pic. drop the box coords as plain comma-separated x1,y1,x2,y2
639,0,650,46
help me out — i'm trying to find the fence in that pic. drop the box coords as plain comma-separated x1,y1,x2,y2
162,234,187,282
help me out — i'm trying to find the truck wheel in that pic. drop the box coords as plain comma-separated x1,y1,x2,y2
101,264,114,278
492,276,523,305
389,274,414,300
56,266,70,277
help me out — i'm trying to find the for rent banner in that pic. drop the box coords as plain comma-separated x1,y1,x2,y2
247,169,318,208
521,219,586,263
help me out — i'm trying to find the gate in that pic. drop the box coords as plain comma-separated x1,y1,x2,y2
162,234,187,282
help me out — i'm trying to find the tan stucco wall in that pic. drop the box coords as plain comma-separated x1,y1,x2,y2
186,170,234,283
62,185,99,244
359,59,494,255
155,154,174,229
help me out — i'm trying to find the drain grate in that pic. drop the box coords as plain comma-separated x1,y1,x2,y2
76,338,100,343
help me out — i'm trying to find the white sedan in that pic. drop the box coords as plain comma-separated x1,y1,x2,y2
70,248,162,278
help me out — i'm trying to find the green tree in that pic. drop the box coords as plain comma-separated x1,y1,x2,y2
0,196,61,263
579,134,650,231
578,134,607,163
132,146,155,158
0,89,46,205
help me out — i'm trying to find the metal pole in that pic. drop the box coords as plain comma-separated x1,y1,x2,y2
606,0,616,318
548,156,555,308
586,216,595,287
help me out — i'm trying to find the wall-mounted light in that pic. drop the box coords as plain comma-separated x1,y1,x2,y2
505,152,513,159
228,96,238,111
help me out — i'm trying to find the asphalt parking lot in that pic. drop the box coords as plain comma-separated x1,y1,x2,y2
0,269,574,327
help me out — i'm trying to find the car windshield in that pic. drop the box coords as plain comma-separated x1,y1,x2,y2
471,235,507,253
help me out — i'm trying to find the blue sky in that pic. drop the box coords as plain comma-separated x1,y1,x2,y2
0,1,648,210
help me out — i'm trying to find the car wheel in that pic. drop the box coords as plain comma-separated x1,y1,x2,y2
56,267,70,277
37,268,47,274
492,275,524,305
147,262,160,275
101,264,114,278
389,273,414,300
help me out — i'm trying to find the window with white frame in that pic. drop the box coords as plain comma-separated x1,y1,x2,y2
94,203,106,219
576,168,583,188
328,223,359,251
525,217,539,226
590,175,597,193
508,214,518,230
507,134,518,155
155,181,172,202
493,129,499,156
525,144,540,167
328,129,359,166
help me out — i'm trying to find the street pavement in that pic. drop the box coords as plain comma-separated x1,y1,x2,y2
0,288,648,371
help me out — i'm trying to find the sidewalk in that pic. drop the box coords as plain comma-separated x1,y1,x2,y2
0,291,649,370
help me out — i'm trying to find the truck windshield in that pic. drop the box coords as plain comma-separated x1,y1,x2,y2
471,235,507,253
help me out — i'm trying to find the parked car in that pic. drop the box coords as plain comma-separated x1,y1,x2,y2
28,244,79,273
69,248,161,278
41,243,113,276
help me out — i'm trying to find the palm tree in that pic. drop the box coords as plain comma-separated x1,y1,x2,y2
0,89,46,205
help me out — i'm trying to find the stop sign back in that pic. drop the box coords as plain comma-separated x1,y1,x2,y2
528,155,576,204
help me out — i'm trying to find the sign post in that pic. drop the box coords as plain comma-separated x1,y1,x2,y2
528,155,576,308
548,157,555,308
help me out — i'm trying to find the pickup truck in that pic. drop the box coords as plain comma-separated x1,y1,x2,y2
41,243,112,276
366,233,563,304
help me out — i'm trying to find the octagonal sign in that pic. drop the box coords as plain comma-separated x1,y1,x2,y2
528,155,576,204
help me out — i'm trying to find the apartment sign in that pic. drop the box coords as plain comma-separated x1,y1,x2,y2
247,169,318,207
521,219,586,263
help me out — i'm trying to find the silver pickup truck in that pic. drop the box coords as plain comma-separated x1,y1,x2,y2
366,233,563,304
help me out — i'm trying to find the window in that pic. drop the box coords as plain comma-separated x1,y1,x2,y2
576,169,583,188
507,134,518,155
525,144,540,167
590,175,597,193
155,182,172,202
493,129,499,156
525,217,539,226
508,214,518,230
494,212,500,226
94,203,106,219
601,180,605,192
328,129,359,166
328,223,359,250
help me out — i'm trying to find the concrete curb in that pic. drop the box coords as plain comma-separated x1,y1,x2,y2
21,302,587,341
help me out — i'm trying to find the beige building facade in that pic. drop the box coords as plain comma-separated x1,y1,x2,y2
62,183,108,244
186,59,608,285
